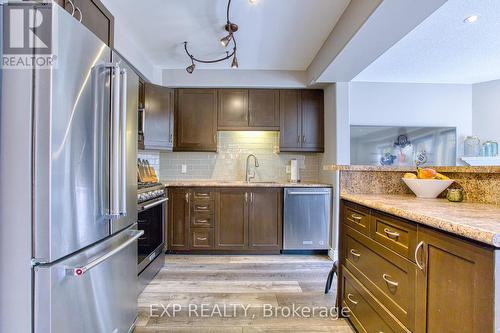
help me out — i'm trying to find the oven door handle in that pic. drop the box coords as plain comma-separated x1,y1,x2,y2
140,198,168,211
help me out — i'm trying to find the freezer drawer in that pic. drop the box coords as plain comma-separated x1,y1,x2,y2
283,188,331,250
34,226,143,333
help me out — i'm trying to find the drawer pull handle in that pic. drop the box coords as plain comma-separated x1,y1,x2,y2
350,249,361,258
382,274,399,287
415,241,425,271
196,219,208,223
384,228,400,239
196,237,208,241
196,193,210,197
346,293,358,305
196,206,209,210
351,214,363,221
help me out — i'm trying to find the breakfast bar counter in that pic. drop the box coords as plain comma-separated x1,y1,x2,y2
341,193,500,247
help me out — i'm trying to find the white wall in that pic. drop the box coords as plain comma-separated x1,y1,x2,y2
320,83,350,259
347,82,473,163
162,69,307,88
101,0,161,83
472,79,500,145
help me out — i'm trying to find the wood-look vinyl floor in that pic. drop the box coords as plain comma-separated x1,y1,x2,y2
134,255,354,333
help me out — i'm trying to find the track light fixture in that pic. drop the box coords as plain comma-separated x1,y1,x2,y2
231,54,238,69
220,33,232,47
184,0,239,73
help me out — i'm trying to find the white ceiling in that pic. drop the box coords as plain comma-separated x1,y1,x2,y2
354,0,500,84
102,0,350,71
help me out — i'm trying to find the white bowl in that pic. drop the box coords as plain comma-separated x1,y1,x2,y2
402,178,454,199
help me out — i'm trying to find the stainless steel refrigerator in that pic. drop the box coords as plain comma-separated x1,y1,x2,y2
0,2,141,333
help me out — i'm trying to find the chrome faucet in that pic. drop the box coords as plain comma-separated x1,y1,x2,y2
245,154,260,183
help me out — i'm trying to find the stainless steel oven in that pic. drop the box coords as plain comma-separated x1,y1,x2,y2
137,183,166,291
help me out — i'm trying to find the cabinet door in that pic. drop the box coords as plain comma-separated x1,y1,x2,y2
248,89,279,129
216,189,248,249
143,83,173,150
416,226,494,333
72,0,114,46
168,189,190,250
248,189,282,251
217,89,249,129
301,90,324,152
176,89,218,151
279,90,301,151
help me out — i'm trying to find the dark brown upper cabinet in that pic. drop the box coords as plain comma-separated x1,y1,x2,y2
248,89,280,129
142,83,174,151
218,89,249,129
56,0,114,47
279,89,324,152
138,79,145,150
175,89,218,152
217,89,279,130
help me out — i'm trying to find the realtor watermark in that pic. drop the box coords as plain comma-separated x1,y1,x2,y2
150,303,351,320
2,1,57,69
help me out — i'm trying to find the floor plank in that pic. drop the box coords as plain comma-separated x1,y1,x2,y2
135,255,353,333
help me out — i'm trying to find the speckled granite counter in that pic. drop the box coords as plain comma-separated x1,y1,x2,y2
324,165,500,173
162,180,332,188
341,193,500,247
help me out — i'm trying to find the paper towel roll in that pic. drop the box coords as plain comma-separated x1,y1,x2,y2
290,159,299,183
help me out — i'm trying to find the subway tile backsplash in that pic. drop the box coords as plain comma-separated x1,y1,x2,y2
139,131,321,182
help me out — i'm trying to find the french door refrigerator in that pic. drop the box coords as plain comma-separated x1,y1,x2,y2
0,2,140,333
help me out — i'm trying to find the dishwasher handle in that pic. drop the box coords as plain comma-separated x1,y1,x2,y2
287,191,330,195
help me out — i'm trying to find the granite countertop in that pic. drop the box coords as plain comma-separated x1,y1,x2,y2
162,180,332,188
324,164,500,173
341,193,500,247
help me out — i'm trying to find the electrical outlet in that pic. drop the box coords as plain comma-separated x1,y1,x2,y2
181,164,187,174
286,165,291,174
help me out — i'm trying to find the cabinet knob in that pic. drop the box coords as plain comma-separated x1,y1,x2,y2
384,228,400,239
346,293,358,305
350,249,361,258
382,274,399,288
351,213,363,222
415,241,425,271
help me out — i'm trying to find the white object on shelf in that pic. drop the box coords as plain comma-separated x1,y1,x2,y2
402,178,454,199
461,156,500,166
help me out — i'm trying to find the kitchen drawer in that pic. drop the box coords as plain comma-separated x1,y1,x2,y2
342,266,409,333
344,227,417,330
191,212,214,228
370,211,417,261
190,228,214,249
191,200,214,213
192,189,215,201
343,201,370,236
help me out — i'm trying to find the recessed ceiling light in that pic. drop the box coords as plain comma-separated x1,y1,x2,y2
248,0,258,4
463,15,479,24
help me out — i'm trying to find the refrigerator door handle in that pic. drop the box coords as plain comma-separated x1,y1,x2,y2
119,67,128,216
66,229,143,277
109,63,122,219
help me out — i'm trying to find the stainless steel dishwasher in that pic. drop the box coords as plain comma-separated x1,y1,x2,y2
283,187,332,250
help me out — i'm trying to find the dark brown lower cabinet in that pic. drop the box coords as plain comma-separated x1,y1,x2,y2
416,226,494,333
248,188,282,250
168,188,190,250
168,187,282,253
216,189,249,250
339,200,495,333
